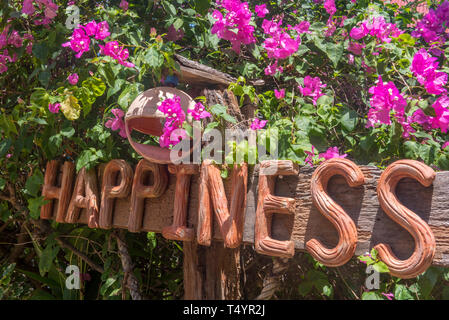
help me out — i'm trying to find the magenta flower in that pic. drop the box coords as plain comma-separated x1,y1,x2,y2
347,41,365,55
262,18,300,60
68,73,79,85
120,0,129,11
349,25,368,40
188,102,211,120
250,118,267,130
255,4,269,18
48,103,60,113
274,89,285,99
99,41,135,68
264,61,283,76
412,2,449,44
6,153,12,159
443,142,449,149
410,109,432,131
366,76,406,128
105,108,127,138
319,147,347,160
431,95,449,133
288,21,311,35
62,28,91,58
298,76,327,105
82,21,98,37
411,48,447,95
381,292,394,300
323,0,336,16
95,21,110,40
304,145,316,166
8,31,23,48
22,0,35,15
211,0,256,54
158,95,187,148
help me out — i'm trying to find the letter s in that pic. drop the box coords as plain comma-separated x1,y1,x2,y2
375,160,436,279
306,158,365,267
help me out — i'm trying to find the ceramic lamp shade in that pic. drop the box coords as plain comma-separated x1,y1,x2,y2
125,87,196,164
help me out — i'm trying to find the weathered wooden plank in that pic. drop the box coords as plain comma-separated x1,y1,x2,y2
49,163,449,267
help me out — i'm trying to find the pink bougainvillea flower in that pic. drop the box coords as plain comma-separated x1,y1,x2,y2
349,25,368,40
348,54,355,65
82,21,98,37
366,76,407,128
262,18,300,60
381,292,394,300
288,21,311,35
255,4,269,18
412,2,449,45
68,73,79,85
6,153,12,159
211,0,256,54
8,31,23,48
410,108,433,130
62,28,91,58
298,76,327,105
410,48,447,94
250,118,267,130
22,0,35,15
188,102,211,120
431,95,449,133
347,41,365,55
443,141,449,149
274,88,285,99
157,95,187,148
304,145,316,166
325,17,337,37
94,21,110,40
99,41,135,68
264,60,283,76
48,102,60,113
105,108,127,138
319,147,347,160
44,1,58,19
323,0,336,16
119,0,129,11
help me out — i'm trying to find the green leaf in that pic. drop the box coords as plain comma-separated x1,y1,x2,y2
38,244,60,277
145,47,165,69
372,261,389,273
28,196,48,219
361,291,384,300
340,109,358,132
60,95,81,120
394,284,414,300
24,170,44,197
0,139,12,158
195,0,211,15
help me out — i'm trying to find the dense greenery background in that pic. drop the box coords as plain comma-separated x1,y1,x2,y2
1,0,449,300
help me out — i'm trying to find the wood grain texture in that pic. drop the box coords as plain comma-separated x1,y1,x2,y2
375,160,436,278
44,160,449,269
307,158,365,267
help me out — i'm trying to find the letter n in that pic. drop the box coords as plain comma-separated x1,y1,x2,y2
197,160,247,248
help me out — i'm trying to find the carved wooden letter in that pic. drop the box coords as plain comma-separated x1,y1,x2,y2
41,160,75,223
162,164,198,241
375,160,436,279
197,160,247,248
99,160,133,229
128,160,168,233
255,160,298,258
66,167,100,228
306,158,365,267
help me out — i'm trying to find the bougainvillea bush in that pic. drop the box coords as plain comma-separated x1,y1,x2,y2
2,0,449,300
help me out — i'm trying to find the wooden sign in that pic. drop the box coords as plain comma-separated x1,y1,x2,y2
39,157,449,279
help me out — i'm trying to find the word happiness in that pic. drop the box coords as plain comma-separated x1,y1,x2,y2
40,157,437,279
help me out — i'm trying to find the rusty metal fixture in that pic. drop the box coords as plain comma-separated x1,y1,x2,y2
125,87,197,164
